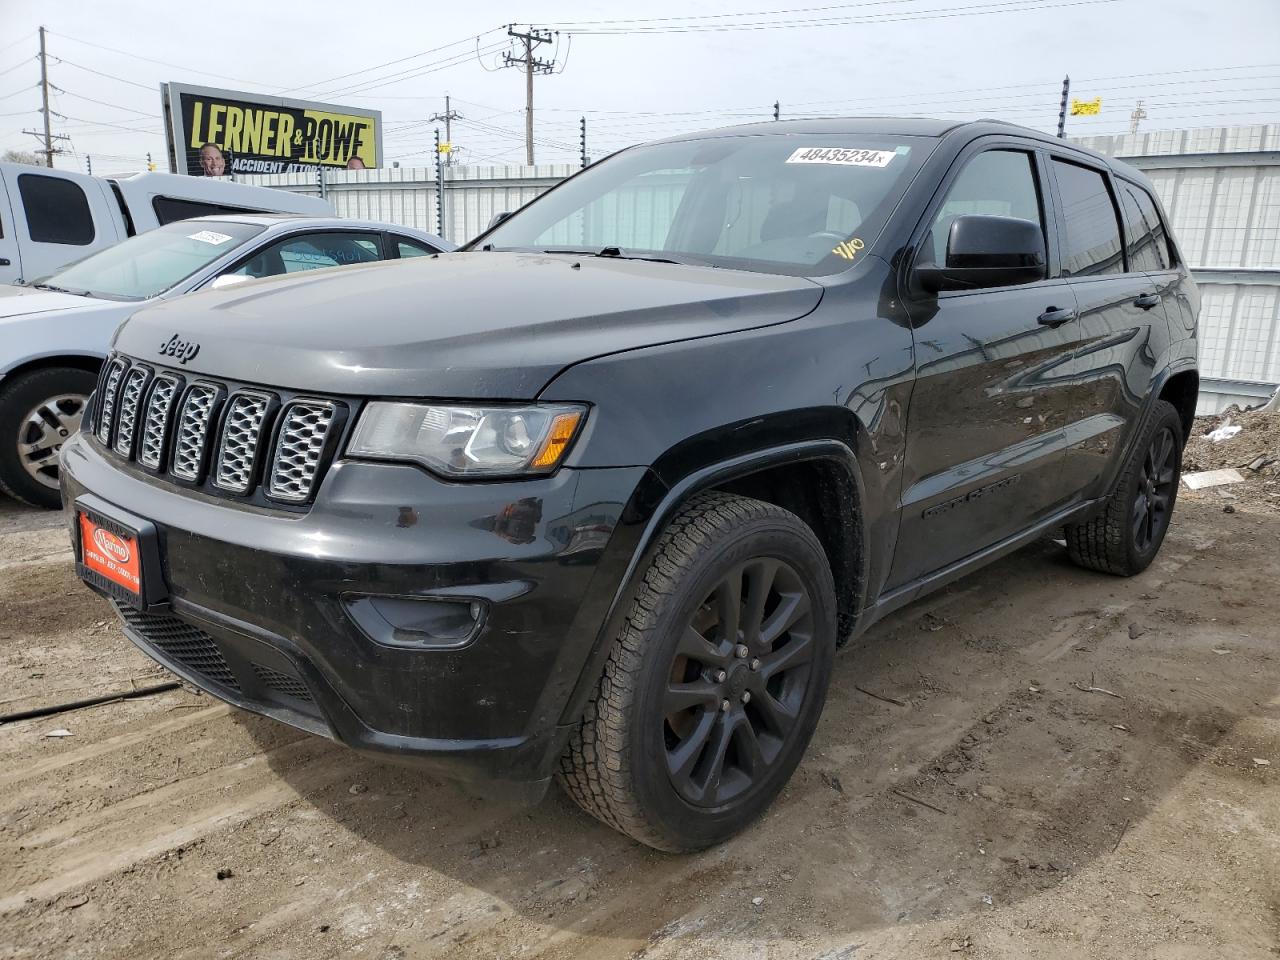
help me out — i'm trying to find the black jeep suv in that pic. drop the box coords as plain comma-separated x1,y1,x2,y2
62,119,1199,851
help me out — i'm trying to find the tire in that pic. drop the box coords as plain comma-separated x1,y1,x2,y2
0,367,97,509
1065,399,1183,577
557,492,837,852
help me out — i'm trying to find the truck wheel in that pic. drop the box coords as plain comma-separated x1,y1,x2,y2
0,367,97,509
1065,399,1183,577
558,492,837,852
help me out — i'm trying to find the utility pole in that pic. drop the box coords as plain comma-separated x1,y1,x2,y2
430,95,462,165
1056,75,1070,139
502,26,555,165
39,27,52,167
579,116,587,168
773,101,780,121
1129,99,1147,134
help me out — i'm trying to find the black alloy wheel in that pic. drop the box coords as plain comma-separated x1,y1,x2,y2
664,558,816,807
1132,425,1177,553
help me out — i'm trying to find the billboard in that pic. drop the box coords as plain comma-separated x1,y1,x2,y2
160,82,382,177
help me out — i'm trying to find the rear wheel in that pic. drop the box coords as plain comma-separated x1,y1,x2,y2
557,492,837,852
1065,399,1183,576
0,367,96,509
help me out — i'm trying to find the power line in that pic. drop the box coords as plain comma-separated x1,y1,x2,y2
53,57,157,92
51,85,156,117
51,31,285,90
0,57,35,79
548,0,1121,34
316,40,511,98
287,29,505,94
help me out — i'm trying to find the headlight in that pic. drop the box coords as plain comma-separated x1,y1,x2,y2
347,401,587,478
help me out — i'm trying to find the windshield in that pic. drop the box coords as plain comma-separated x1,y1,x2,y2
40,220,266,301
475,134,933,276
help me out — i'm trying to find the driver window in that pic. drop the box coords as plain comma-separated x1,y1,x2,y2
926,150,1043,265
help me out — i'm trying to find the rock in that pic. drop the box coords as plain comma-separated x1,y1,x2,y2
216,868,233,880
751,896,765,906
976,784,1007,803
944,761,963,774
1128,623,1146,639
348,783,368,795
45,729,73,738
1224,504,1236,514
1254,758,1271,767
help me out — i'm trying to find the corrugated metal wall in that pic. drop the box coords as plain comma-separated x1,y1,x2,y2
1073,125,1280,412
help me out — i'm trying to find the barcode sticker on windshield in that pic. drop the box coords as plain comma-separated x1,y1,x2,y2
785,147,896,167
187,230,233,245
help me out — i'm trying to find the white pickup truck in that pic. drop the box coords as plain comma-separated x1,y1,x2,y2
0,162,332,285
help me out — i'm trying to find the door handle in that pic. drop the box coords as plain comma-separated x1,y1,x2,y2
1037,306,1077,328
1134,292,1161,310
0,258,10,266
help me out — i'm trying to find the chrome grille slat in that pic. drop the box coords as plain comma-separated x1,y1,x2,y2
170,384,219,481
214,391,272,493
113,366,151,457
95,358,128,444
267,401,336,503
139,374,181,470
96,356,339,505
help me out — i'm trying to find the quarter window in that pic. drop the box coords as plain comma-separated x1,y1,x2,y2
395,238,436,258
18,173,95,245
1118,183,1171,272
1051,160,1123,277
925,150,1044,266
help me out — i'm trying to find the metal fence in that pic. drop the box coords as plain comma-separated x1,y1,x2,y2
247,125,1280,414
241,163,575,246
1074,125,1280,413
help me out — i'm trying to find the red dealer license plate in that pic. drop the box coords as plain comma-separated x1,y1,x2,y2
78,511,142,602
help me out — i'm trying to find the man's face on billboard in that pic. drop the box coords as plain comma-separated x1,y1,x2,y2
199,144,225,176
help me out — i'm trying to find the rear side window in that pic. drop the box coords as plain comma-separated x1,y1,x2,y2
18,173,95,245
1051,160,1123,277
153,196,255,225
924,150,1044,266
1118,183,1171,271
395,237,436,258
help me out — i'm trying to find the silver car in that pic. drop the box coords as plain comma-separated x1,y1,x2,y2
0,215,451,507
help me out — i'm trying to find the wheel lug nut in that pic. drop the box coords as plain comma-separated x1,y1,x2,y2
741,691,752,704
734,644,749,659
720,699,731,712
749,658,760,671
714,670,727,683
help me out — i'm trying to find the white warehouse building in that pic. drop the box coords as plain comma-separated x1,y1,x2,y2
1074,124,1280,413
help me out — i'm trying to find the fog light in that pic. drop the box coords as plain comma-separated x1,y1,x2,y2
344,595,487,650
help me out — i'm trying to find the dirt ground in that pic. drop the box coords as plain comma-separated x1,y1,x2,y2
1,457,1277,959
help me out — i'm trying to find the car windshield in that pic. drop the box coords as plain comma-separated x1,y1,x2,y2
474,133,933,276
38,219,266,301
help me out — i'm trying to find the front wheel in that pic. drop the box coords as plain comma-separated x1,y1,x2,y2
557,492,837,852
1065,399,1183,576
0,367,97,509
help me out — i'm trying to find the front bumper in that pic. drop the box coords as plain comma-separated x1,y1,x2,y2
61,431,647,785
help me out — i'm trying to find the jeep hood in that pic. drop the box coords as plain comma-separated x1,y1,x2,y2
112,252,824,398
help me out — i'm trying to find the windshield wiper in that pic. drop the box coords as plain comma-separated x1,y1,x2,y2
593,246,683,265
33,282,91,297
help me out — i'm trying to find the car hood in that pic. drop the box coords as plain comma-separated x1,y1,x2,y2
0,284,114,320
113,253,824,398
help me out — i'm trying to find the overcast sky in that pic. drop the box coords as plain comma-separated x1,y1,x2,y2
2,0,1277,175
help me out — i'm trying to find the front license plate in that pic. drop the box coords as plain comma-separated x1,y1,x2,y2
78,510,143,602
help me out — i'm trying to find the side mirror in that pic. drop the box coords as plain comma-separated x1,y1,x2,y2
917,215,1046,293
486,211,512,230
209,273,252,291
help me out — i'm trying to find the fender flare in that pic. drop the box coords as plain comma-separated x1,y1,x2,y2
556,438,869,728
